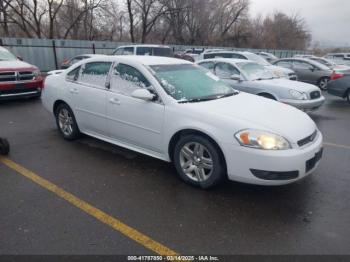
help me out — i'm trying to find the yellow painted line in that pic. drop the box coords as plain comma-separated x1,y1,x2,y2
324,142,350,150
0,157,178,256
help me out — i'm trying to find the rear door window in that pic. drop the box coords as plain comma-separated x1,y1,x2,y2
153,48,173,57
79,62,112,88
276,60,292,68
215,62,240,78
293,61,313,70
123,47,134,55
136,47,153,56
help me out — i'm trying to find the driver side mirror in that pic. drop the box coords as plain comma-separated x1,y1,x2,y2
310,66,316,72
131,89,155,101
230,74,242,81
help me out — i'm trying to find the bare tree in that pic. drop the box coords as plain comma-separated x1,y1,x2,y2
0,0,11,36
126,0,138,42
4,0,47,38
0,0,312,50
47,0,64,38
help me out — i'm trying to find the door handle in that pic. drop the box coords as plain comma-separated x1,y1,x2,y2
69,88,79,94
109,98,120,105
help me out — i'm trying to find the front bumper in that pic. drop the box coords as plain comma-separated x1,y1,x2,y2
0,80,43,100
222,131,323,185
280,96,325,111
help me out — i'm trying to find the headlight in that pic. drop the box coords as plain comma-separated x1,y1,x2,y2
33,69,41,78
235,129,291,150
289,90,308,100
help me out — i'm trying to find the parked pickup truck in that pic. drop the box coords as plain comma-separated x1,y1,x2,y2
0,46,43,100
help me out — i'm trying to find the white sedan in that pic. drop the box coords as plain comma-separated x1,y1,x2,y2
42,56,323,188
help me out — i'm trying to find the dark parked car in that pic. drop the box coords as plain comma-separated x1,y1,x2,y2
273,58,333,90
327,73,350,103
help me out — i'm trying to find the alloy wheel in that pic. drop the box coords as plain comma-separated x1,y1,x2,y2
179,142,214,182
58,108,74,136
319,78,329,90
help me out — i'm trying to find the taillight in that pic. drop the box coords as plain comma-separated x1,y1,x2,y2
331,72,344,81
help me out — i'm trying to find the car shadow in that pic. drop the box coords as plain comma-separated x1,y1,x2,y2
75,135,316,226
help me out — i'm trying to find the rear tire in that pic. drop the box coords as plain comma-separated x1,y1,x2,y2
55,103,81,140
173,134,225,189
0,138,10,155
318,77,329,91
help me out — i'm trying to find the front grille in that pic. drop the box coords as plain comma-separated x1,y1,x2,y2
310,91,321,100
19,71,35,81
0,71,35,82
298,130,317,147
0,72,16,82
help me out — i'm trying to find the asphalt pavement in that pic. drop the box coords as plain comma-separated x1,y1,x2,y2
0,93,349,256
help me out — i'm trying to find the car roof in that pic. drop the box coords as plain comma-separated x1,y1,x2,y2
116,44,171,49
276,57,331,68
197,58,256,64
83,55,192,66
75,54,104,57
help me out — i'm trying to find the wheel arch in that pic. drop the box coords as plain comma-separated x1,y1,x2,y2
53,99,69,115
168,129,227,174
257,92,277,100
343,87,350,98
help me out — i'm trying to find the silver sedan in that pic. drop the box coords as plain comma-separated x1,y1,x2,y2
197,58,325,112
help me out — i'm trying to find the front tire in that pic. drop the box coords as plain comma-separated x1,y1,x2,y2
55,103,80,140
173,135,225,189
318,77,329,91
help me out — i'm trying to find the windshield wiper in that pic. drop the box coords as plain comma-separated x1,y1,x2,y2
178,92,237,104
178,97,217,103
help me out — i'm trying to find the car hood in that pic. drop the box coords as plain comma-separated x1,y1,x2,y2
181,93,316,143
255,78,319,93
0,60,37,71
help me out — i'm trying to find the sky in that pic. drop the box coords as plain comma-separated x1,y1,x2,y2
249,0,350,47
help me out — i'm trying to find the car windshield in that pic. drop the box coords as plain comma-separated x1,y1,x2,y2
245,53,271,66
149,64,236,102
0,49,17,61
237,62,275,81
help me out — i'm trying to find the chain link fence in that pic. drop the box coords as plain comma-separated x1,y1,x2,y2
0,37,312,72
